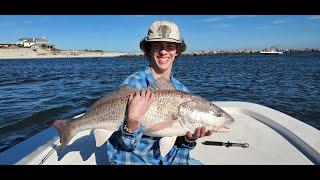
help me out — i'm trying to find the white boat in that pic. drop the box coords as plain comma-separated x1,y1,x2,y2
260,46,284,54
260,50,284,55
0,101,319,165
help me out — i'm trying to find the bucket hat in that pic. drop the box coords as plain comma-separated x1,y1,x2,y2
144,20,183,43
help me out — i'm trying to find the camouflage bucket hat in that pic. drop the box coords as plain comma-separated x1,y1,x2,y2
145,20,183,43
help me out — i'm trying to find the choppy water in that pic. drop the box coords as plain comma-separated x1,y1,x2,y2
0,53,319,153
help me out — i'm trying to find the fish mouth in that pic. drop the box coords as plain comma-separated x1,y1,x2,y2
228,116,235,123
223,112,235,123
217,116,234,132
222,115,234,127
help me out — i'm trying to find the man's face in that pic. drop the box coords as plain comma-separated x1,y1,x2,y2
150,41,178,73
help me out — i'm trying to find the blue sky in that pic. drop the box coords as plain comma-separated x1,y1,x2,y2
0,15,320,52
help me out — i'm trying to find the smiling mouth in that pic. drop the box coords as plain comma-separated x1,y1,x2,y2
158,58,168,63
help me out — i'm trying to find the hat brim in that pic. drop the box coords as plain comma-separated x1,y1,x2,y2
145,38,182,43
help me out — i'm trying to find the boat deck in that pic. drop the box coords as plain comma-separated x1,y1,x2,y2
0,101,319,165
192,110,311,164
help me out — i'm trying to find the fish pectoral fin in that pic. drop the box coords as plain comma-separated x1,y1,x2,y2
93,129,113,147
159,136,177,157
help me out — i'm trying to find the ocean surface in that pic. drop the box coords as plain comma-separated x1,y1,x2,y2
0,53,319,153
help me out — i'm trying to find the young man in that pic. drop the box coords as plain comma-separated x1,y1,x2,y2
105,20,213,165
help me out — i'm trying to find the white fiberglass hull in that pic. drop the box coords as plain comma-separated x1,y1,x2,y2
0,101,319,165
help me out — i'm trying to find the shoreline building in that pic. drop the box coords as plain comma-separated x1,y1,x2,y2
16,37,54,50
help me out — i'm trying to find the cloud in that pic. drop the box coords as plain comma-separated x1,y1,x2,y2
308,15,320,20
272,20,286,24
256,25,272,30
39,16,52,22
198,17,222,22
198,15,257,23
224,15,257,19
133,15,146,18
217,23,232,28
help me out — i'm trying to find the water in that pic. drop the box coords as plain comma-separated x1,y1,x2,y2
0,53,319,153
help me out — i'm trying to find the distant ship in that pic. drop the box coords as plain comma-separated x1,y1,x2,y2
260,45,284,55
260,49,283,55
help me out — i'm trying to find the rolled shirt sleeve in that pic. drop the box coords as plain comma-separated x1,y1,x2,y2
118,122,144,151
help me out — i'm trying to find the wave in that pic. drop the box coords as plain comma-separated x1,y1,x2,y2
0,105,73,136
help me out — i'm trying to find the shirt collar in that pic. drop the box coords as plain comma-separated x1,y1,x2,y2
145,66,175,86
144,66,156,85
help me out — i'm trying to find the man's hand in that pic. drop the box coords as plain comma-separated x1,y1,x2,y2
186,126,213,142
126,90,154,133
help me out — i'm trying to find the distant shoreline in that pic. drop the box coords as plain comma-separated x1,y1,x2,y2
120,50,320,58
0,48,319,60
0,48,127,60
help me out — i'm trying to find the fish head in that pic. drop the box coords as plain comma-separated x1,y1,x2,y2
179,99,234,133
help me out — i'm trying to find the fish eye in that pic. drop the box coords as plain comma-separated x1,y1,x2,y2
217,113,221,117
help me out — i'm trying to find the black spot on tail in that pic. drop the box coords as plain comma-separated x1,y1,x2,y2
51,120,73,150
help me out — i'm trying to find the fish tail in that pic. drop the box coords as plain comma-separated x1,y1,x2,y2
49,119,74,150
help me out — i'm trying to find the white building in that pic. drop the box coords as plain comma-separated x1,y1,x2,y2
16,37,54,50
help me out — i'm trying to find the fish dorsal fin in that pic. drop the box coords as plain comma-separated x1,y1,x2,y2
150,76,176,90
90,85,137,109
159,136,177,157
105,85,137,100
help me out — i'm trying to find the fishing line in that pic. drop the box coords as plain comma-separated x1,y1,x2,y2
38,140,60,165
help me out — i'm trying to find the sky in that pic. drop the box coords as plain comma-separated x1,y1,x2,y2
0,15,320,52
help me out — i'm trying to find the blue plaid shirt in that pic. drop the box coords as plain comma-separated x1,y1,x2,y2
105,66,200,165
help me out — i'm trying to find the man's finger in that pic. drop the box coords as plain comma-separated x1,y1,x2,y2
186,131,193,139
149,91,155,103
200,126,206,137
205,130,214,136
141,90,146,97
195,127,201,138
146,90,151,100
